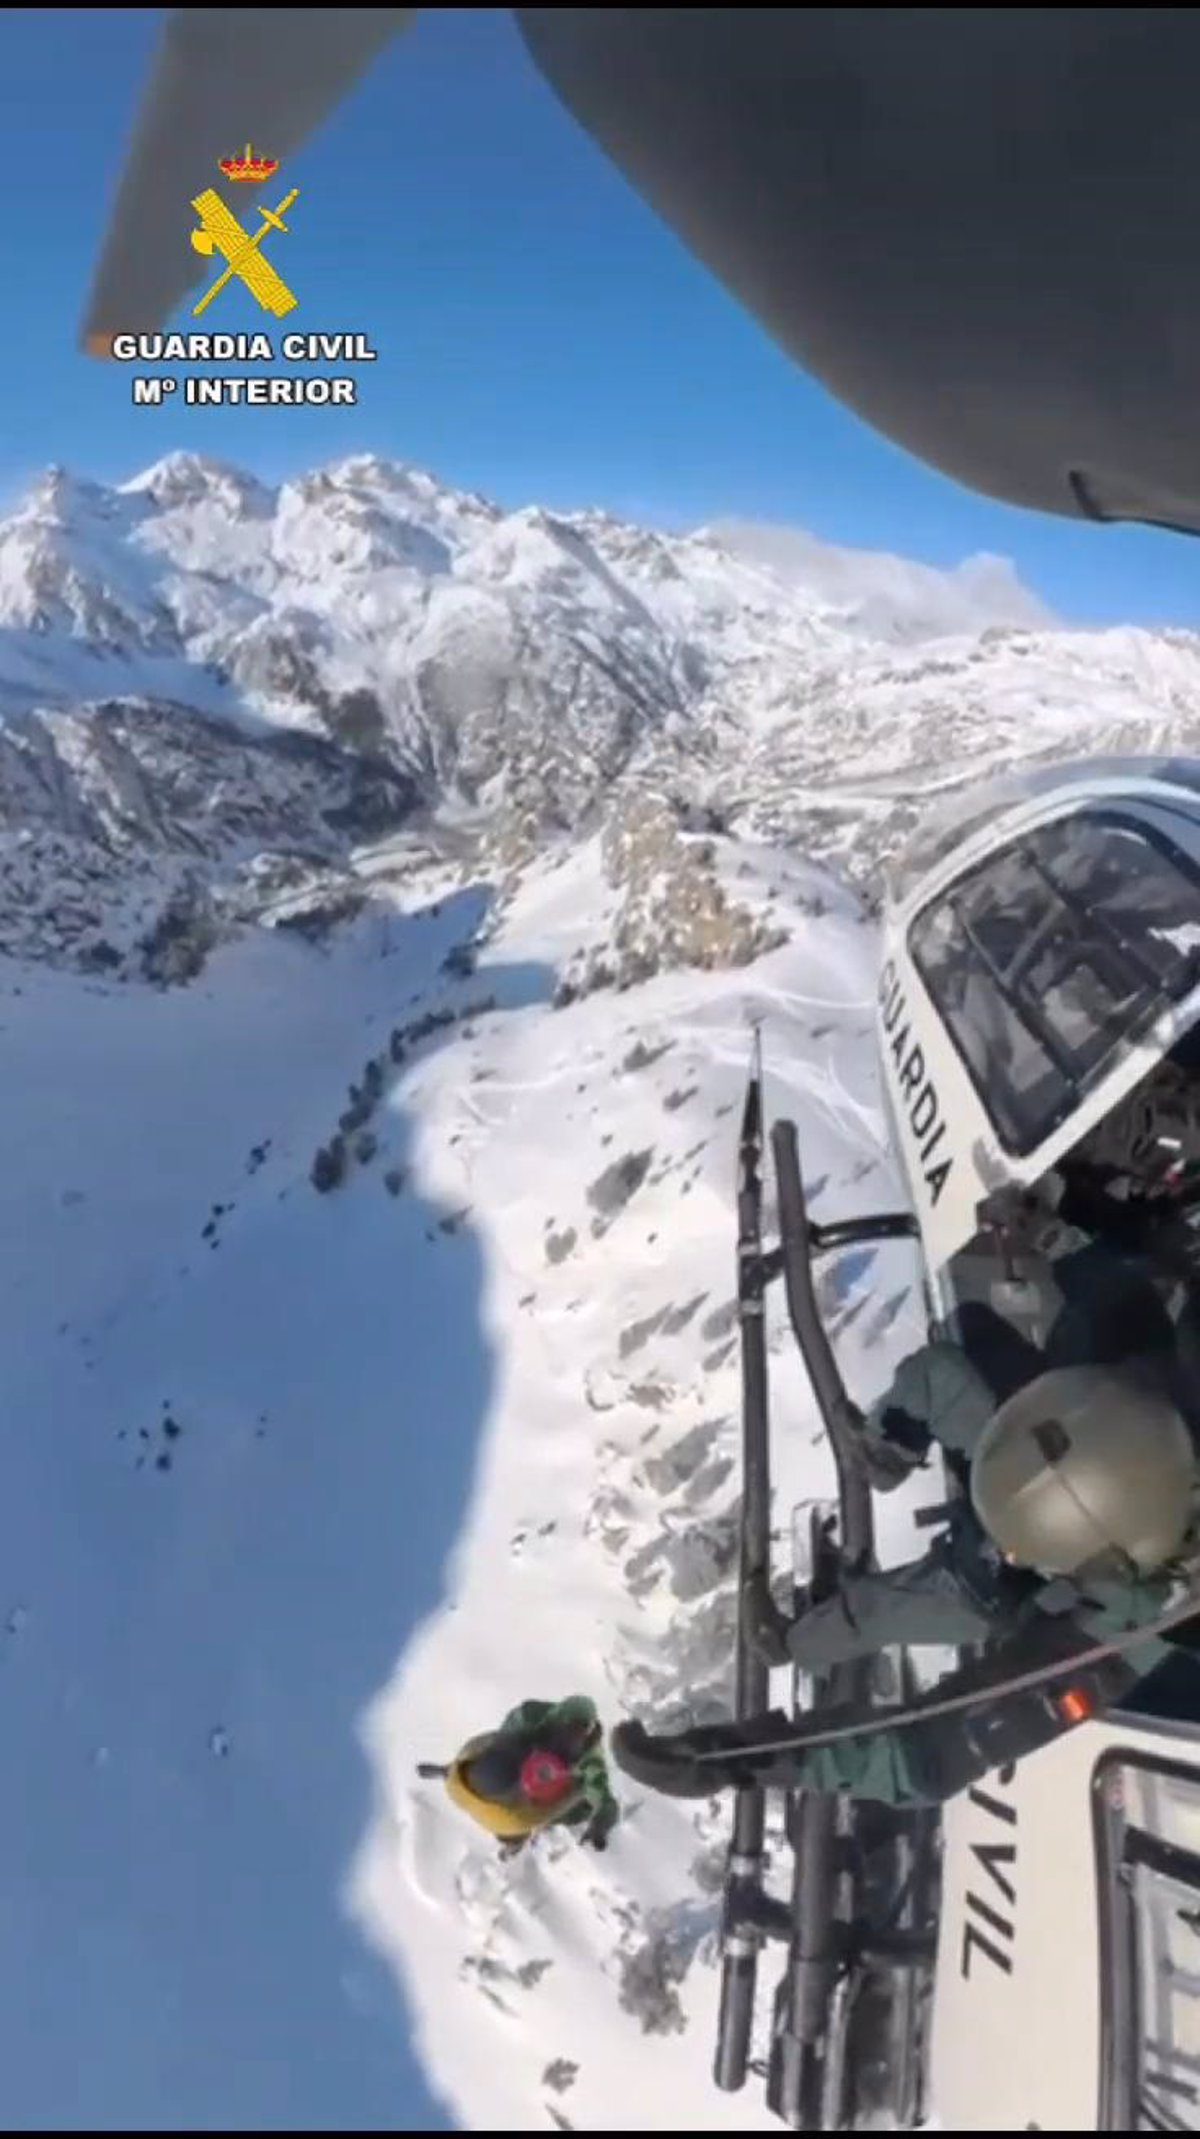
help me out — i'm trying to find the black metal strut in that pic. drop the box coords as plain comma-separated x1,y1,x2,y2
714,1062,939,2131
713,1063,775,2092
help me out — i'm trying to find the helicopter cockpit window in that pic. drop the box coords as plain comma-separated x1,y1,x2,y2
909,812,1200,1155
885,758,1200,906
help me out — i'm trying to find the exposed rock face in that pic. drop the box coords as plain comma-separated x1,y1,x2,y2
601,792,788,981
3,448,1199,979
0,697,416,972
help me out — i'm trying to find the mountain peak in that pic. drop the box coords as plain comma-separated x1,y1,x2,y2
121,452,274,515
20,464,112,521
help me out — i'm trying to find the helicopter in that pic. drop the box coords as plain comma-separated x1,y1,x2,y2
702,754,1200,2130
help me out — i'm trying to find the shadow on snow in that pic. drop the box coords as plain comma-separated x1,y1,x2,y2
0,893,553,2130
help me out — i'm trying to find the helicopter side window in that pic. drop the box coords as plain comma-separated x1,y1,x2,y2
1094,1751,1200,2133
1037,817,1199,989
910,812,1200,1156
915,897,1062,1151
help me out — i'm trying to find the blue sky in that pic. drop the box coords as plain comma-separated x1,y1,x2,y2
6,6,1200,626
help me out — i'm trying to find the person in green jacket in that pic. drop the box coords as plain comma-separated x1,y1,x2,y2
614,1364,1198,1808
420,1693,620,1855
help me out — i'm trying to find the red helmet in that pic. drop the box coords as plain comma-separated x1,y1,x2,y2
520,1747,575,1807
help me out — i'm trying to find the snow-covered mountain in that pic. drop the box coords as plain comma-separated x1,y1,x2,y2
6,451,1200,2130
6,448,1200,973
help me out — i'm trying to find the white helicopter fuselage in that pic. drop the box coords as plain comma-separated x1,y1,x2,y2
878,758,1200,1294
877,756,1200,2131
931,1695,1200,2131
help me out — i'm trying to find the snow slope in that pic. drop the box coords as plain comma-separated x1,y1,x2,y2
0,876,549,2130
349,840,927,2131
1,828,924,2132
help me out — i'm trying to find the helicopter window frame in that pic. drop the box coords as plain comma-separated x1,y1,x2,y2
907,809,1200,1158
884,762,1200,908
1092,1747,1200,2133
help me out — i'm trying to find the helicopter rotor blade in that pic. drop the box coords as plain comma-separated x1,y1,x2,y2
81,7,412,351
